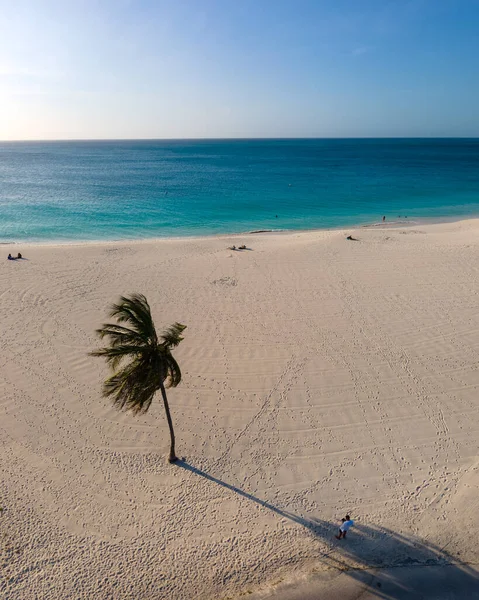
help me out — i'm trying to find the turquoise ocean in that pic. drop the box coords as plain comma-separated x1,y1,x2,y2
1,138,479,243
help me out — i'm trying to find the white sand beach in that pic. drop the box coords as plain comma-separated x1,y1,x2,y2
1,220,479,599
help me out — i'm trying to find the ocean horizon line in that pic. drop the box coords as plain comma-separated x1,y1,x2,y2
2,136,479,143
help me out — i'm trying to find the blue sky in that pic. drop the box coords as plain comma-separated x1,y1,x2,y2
1,0,478,139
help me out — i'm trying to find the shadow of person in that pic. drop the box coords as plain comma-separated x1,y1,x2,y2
176,460,479,599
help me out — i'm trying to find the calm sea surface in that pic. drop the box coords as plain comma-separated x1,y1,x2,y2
1,139,479,243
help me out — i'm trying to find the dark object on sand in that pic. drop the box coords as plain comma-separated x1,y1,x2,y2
238,245,247,250
17,253,22,259
346,235,358,241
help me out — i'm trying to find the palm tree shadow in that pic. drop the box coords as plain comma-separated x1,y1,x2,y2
177,459,329,535
177,460,479,599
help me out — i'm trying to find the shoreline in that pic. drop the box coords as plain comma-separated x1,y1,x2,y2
2,212,478,249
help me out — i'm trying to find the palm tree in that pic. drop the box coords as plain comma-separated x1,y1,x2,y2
90,293,186,463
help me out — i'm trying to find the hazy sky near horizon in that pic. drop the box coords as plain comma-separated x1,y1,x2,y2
1,0,479,140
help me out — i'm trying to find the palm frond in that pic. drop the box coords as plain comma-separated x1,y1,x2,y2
160,322,186,349
94,323,147,346
89,345,144,369
102,356,160,414
163,354,182,388
108,294,157,343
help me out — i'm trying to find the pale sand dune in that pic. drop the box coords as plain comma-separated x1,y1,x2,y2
1,220,479,599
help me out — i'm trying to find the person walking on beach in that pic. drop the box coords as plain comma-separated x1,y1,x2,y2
336,515,354,540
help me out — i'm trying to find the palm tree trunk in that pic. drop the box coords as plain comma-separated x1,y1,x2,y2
159,382,178,462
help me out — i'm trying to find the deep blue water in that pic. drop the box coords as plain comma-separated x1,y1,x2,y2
1,139,479,243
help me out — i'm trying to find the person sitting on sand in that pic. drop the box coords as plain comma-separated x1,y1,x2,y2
228,245,237,250
238,244,247,250
336,515,354,540
7,254,15,260
17,253,22,259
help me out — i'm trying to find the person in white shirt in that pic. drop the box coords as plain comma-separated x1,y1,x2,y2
336,515,354,539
